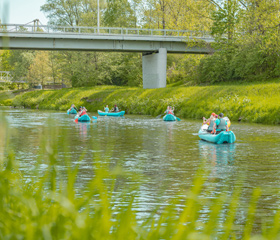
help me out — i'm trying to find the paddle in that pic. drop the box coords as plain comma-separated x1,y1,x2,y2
176,117,181,121
92,116,98,120
75,113,80,123
193,132,207,135
156,114,164,119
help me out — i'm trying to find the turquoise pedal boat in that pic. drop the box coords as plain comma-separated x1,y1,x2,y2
74,114,91,122
163,114,177,121
98,110,125,116
198,124,236,144
67,108,77,114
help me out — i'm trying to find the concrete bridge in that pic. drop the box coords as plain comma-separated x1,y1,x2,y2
0,23,215,88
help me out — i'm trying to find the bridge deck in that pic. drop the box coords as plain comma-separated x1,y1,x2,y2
0,24,214,54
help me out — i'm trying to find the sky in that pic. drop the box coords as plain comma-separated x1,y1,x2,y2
0,0,48,24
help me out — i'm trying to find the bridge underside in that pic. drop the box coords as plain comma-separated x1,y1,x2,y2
0,34,212,54
0,33,213,88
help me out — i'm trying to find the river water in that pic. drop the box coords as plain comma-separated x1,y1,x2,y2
1,107,280,230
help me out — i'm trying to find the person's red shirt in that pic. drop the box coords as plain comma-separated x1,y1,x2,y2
80,110,87,116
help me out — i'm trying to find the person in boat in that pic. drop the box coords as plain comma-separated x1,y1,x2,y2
164,106,170,114
76,107,82,118
69,104,78,112
212,113,229,134
80,107,88,117
78,106,82,113
223,116,231,128
104,105,109,113
203,113,216,133
111,105,119,112
167,106,175,115
77,106,86,117
203,113,216,125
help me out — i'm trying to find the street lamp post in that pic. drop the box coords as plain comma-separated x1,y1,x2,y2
97,0,100,33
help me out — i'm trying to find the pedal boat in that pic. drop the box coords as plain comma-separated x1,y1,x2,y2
198,124,236,144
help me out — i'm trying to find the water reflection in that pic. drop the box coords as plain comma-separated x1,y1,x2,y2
75,122,91,141
199,140,236,181
165,121,175,141
199,140,235,166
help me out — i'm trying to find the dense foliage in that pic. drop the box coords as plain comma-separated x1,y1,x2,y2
198,0,280,83
1,0,280,87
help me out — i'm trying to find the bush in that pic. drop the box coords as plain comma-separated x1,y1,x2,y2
3,99,12,106
197,41,280,84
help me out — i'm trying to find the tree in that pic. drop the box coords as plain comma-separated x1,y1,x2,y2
29,51,52,87
140,0,213,32
9,51,35,83
0,50,12,71
103,0,137,27
197,0,280,83
41,0,83,26
49,51,62,84
211,0,241,42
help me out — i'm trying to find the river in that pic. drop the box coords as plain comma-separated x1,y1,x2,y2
1,107,280,231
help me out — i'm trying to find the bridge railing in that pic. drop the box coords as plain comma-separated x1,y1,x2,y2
0,24,214,40
0,71,12,83
0,71,28,83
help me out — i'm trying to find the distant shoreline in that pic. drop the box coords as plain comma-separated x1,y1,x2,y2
1,83,280,125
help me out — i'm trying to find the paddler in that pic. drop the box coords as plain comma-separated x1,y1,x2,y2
80,107,87,116
164,106,170,114
212,113,229,134
111,105,119,112
104,105,109,113
203,112,215,125
203,113,216,133
69,104,78,112
169,106,175,115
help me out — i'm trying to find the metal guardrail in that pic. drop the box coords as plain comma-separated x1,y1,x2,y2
0,24,214,40
0,71,12,83
0,71,27,83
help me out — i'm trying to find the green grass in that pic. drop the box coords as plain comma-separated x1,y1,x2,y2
2,81,280,124
0,90,15,106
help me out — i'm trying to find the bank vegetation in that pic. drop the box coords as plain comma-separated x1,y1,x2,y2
0,81,278,124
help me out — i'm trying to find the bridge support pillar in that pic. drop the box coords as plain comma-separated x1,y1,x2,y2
142,48,167,89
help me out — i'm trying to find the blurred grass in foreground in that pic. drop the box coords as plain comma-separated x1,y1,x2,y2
1,117,280,239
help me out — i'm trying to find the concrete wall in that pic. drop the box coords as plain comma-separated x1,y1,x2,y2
142,48,167,89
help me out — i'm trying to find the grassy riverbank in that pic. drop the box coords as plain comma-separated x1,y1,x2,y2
0,90,15,106
2,81,280,124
